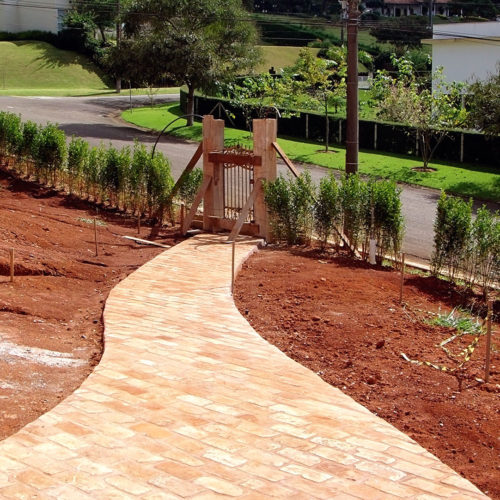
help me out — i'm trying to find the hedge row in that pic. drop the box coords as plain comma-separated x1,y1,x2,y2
432,192,499,292
264,171,404,263
181,89,500,167
0,111,202,222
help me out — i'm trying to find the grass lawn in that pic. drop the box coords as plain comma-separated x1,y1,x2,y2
122,103,499,202
0,41,181,97
255,46,320,73
0,41,110,93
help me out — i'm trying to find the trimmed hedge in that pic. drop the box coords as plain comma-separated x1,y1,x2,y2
0,111,181,223
181,89,500,167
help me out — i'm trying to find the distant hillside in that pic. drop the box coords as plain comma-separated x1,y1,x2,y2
255,45,320,73
0,41,110,95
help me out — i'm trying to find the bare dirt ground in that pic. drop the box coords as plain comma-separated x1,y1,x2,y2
0,169,181,441
235,247,499,499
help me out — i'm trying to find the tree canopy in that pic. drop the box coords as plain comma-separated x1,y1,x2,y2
369,16,430,52
372,56,468,168
467,67,500,136
112,0,260,125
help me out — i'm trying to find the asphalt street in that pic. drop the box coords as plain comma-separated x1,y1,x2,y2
1,94,498,261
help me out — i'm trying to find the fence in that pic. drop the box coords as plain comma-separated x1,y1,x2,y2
180,89,500,168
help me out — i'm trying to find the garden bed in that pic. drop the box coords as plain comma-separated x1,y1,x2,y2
234,247,499,499
0,169,180,440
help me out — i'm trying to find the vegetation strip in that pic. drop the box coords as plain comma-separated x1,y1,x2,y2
122,103,500,201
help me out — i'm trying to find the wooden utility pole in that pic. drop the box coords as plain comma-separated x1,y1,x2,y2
115,0,122,93
345,0,359,175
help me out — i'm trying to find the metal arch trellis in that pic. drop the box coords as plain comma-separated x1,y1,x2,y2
151,113,204,158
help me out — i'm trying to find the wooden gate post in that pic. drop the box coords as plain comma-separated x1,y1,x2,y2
253,119,277,241
202,115,225,232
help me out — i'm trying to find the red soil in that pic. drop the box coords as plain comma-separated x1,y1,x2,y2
234,247,499,499
0,169,181,441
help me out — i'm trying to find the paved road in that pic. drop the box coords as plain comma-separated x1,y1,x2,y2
1,94,497,261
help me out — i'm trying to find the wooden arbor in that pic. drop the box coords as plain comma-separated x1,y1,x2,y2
182,116,277,241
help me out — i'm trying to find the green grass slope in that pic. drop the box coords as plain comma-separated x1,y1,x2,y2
0,41,110,95
254,46,319,73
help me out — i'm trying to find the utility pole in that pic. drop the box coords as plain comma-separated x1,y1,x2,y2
115,0,122,93
345,0,359,174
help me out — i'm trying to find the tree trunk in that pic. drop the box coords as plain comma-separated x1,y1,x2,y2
98,26,106,44
186,85,195,127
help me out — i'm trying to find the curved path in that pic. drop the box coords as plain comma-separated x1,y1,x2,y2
0,234,487,499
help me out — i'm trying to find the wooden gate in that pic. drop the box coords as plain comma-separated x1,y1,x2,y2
182,116,277,241
208,146,261,222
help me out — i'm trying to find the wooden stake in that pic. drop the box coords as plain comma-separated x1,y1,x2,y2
231,240,235,295
94,218,98,257
485,299,493,383
137,214,141,235
180,203,185,230
9,248,14,282
399,252,405,304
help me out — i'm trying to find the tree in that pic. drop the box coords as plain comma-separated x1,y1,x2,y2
372,56,468,169
119,0,260,125
369,16,430,53
70,0,118,43
467,66,500,136
291,47,346,151
449,0,497,19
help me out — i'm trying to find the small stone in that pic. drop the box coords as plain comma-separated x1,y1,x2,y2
375,339,385,349
312,316,321,322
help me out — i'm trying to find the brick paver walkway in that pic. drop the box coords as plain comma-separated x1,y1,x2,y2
0,234,488,499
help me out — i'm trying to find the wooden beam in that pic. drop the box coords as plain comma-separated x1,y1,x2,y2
207,152,262,166
182,176,212,235
122,236,171,248
227,185,259,242
272,141,300,178
170,142,203,200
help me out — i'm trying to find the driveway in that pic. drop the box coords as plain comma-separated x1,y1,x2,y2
1,94,497,261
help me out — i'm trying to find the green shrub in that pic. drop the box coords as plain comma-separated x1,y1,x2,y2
0,112,23,157
178,168,203,207
146,152,174,222
20,121,40,160
463,206,500,292
431,192,472,280
368,180,405,260
340,174,369,251
314,173,341,248
130,141,149,215
67,136,89,194
85,144,106,200
33,123,67,185
264,171,315,244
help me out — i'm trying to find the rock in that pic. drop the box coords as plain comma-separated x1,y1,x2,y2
376,339,385,349
312,316,321,322
366,376,377,385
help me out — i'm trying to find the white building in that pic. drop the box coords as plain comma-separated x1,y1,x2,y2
423,22,500,84
0,0,70,34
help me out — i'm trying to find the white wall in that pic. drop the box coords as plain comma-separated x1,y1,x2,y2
0,0,70,34
425,22,500,84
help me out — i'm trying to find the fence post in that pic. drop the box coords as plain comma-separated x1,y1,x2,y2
202,115,225,231
305,113,309,140
374,123,378,150
485,299,493,383
460,133,464,163
253,119,277,242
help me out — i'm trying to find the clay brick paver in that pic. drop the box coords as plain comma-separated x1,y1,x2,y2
0,234,488,499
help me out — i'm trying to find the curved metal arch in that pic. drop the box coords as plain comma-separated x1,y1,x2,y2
151,113,204,158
